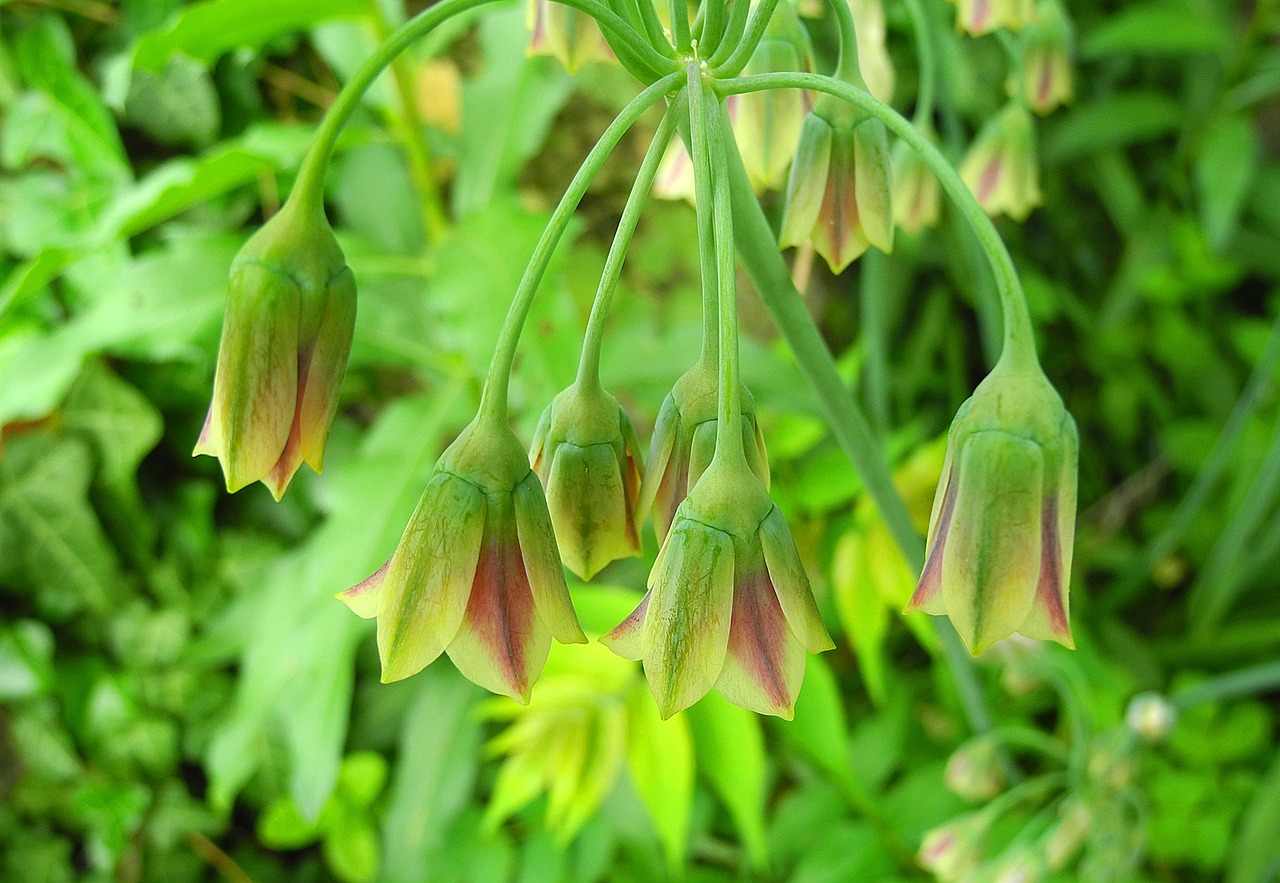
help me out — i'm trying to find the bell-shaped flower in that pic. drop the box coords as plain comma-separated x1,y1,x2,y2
960,102,1042,221
636,359,769,544
917,813,990,882
892,137,941,234
1020,1,1073,115
735,4,814,192
526,0,613,73
339,416,587,701
905,363,1078,654
949,0,1035,36
849,0,895,103
194,198,356,500
779,106,894,273
529,382,644,581
603,458,833,720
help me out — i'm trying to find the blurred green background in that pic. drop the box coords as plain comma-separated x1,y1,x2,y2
1,0,1279,881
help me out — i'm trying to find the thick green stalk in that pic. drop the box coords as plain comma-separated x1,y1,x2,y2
719,109,998,739
717,71,1041,373
293,0,672,210
901,0,937,125
478,72,683,424
860,250,892,437
576,101,682,387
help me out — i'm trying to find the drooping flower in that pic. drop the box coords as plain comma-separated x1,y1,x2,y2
892,136,942,234
949,0,1036,37
604,459,833,719
779,106,894,273
944,736,1005,800
905,362,1078,654
959,102,1042,221
1020,1,1073,115
849,0,895,103
918,813,990,882
339,416,586,701
526,0,613,73
636,358,769,544
529,382,644,580
194,197,356,500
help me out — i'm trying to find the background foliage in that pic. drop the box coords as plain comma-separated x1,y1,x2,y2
1,0,1278,881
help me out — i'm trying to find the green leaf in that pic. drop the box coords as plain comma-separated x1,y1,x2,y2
0,436,122,618
1195,114,1259,250
0,620,55,701
131,0,370,71
381,667,484,883
121,55,221,148
453,8,573,217
782,656,857,794
686,693,770,870
624,683,693,870
258,796,320,849
1226,751,1280,883
322,813,380,883
1042,92,1184,164
336,751,389,809
1081,2,1231,58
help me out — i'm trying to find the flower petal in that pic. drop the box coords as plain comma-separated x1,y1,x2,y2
759,506,834,653
641,520,735,719
941,431,1044,654
514,472,587,644
447,490,552,702
905,443,960,616
636,396,678,531
376,472,485,682
716,565,807,719
599,590,651,661
337,557,389,619
298,267,357,472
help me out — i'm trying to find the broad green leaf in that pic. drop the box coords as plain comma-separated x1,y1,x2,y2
687,693,770,870
624,683,693,869
323,812,380,883
1042,92,1184,164
258,797,319,849
454,8,573,217
0,436,122,618
122,55,221,148
0,620,55,701
782,656,858,795
337,752,389,809
381,667,484,883
131,0,370,71
62,364,164,562
1195,114,1259,250
1081,2,1231,58
831,530,890,704
1226,751,1280,883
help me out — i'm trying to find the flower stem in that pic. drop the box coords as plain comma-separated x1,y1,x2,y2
901,0,937,125
1172,660,1280,710
479,72,684,425
669,0,692,52
716,71,1041,373
824,0,863,86
576,101,682,388
710,0,781,74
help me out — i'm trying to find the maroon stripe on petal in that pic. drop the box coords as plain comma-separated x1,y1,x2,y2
908,469,959,610
465,530,537,697
728,570,791,709
1034,497,1069,634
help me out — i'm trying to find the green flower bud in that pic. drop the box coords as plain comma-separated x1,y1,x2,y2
635,359,770,544
906,363,1078,654
960,103,1042,221
339,416,586,702
526,0,613,73
918,813,990,882
736,3,814,193
1020,1,1073,115
779,108,895,273
529,383,644,581
194,198,356,500
945,736,1005,800
604,458,833,720
949,0,1036,36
